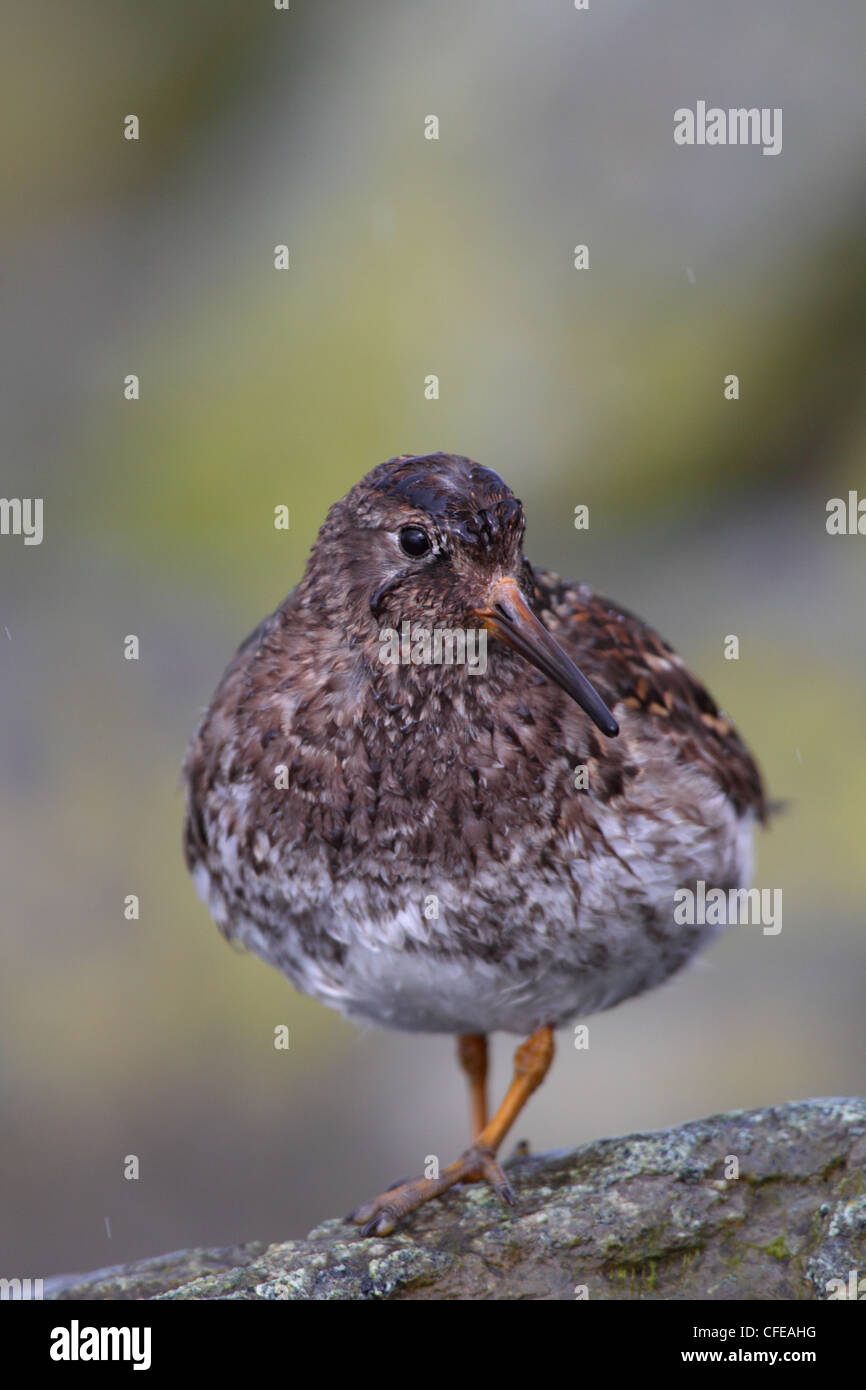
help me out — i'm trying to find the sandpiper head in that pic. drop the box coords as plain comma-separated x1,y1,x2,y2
304,452,618,736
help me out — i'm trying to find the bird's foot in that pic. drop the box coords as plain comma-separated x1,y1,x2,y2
348,1143,516,1237
349,1026,555,1237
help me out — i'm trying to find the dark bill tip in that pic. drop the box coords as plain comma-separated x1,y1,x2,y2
476,578,619,738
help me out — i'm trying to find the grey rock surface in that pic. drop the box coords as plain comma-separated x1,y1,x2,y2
45,1099,866,1301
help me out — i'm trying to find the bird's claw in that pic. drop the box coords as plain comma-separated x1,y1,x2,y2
348,1144,517,1236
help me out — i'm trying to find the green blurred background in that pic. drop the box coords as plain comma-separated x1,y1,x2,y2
1,0,864,1278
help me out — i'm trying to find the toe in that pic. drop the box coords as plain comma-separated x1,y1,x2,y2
347,1145,519,1236
478,1153,516,1206
362,1208,397,1237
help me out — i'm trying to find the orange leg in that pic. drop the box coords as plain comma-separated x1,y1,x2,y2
458,1033,488,1140
350,1026,555,1237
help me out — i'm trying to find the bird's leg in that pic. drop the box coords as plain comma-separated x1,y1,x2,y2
457,1032,488,1140
350,1025,555,1236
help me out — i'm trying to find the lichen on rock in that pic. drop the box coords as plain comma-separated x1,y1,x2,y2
44,1098,866,1301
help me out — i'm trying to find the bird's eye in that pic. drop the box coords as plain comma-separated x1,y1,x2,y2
398,525,432,558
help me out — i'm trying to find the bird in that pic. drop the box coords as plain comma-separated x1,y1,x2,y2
183,451,766,1236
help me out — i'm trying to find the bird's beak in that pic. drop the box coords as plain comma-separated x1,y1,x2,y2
474,577,619,737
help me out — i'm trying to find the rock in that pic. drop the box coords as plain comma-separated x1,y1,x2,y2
45,1098,866,1301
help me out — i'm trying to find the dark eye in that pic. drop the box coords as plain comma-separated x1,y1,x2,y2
398,525,432,558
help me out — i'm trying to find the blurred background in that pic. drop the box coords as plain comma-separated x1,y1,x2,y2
1,0,864,1280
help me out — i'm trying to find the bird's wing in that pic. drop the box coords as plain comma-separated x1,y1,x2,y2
529,566,768,823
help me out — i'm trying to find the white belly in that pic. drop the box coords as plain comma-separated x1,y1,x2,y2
203,766,757,1037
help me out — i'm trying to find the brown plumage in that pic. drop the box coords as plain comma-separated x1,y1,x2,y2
183,451,767,1234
